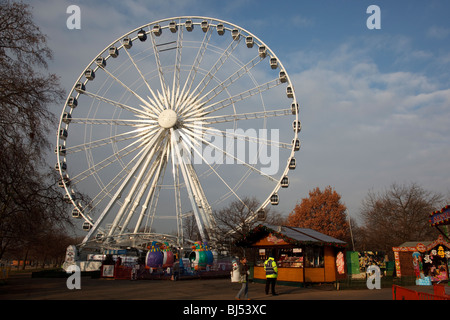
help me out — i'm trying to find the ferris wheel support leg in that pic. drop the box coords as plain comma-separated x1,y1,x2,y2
177,129,250,233
172,128,217,243
185,163,217,241
81,146,150,245
132,156,166,234
81,131,162,245
120,144,168,235
172,163,184,246
107,134,165,238
171,129,207,242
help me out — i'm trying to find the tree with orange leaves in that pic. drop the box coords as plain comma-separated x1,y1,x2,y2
287,186,350,242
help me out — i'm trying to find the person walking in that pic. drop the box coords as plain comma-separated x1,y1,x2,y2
264,255,278,296
235,257,250,300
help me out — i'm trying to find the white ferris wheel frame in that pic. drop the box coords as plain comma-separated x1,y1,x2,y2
56,16,300,249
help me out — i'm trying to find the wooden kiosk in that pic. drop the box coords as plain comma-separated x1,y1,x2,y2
236,224,347,284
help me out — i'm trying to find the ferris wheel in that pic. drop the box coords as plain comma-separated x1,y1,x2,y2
56,17,301,249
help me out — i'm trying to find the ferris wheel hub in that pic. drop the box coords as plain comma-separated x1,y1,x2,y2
158,109,178,128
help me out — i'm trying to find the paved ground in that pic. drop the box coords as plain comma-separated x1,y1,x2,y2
0,272,438,301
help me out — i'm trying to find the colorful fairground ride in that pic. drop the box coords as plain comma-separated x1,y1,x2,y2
145,241,214,271
62,239,232,280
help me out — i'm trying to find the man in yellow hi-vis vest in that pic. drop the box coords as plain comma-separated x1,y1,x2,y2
264,255,278,295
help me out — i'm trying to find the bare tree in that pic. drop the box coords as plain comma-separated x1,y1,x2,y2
183,214,202,242
212,197,285,243
0,2,64,155
358,182,443,255
0,1,70,262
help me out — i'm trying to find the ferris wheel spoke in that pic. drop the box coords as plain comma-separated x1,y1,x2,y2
64,125,159,155
214,169,252,206
82,90,151,117
96,66,156,113
180,24,214,99
186,108,292,125
80,129,162,220
80,142,150,239
150,32,171,106
69,118,157,126
197,54,264,106
189,33,242,104
180,37,242,118
181,127,278,183
183,78,282,118
69,134,151,187
182,123,292,150
122,41,163,113
172,20,184,107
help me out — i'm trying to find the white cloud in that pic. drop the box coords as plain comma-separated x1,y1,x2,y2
286,38,450,216
427,25,450,39
290,14,314,28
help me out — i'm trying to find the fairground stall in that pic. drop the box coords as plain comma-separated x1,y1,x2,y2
236,224,347,284
392,235,450,285
392,205,450,285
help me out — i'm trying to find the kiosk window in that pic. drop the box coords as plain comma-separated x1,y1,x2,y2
256,247,303,267
305,246,324,268
278,248,303,268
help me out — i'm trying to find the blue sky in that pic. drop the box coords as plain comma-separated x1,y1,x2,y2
26,0,450,226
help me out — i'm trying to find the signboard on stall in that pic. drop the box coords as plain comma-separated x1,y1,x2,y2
336,251,345,275
102,265,115,278
430,205,450,227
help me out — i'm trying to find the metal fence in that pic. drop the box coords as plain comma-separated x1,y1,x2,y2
392,284,450,300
